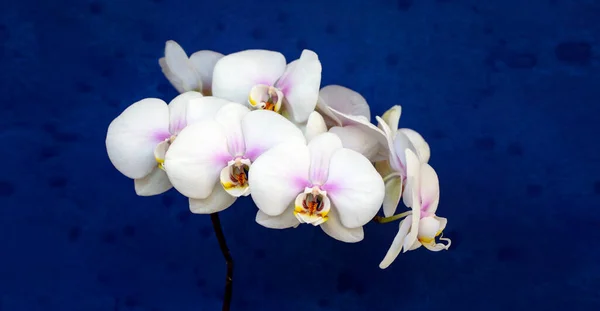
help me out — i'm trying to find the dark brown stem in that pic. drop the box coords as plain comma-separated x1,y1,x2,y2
210,213,233,311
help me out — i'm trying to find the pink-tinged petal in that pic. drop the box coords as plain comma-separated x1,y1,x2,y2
189,180,237,214
392,130,417,174
325,148,385,229
276,50,322,123
106,98,170,179
189,50,224,96
307,132,343,186
399,128,430,164
168,91,204,134
379,216,412,269
164,121,230,199
186,96,231,125
159,40,200,93
328,125,380,161
241,109,305,161
214,103,250,157
134,166,172,196
212,50,287,103
248,141,311,216
318,85,371,124
419,163,440,215
256,204,301,229
320,207,364,243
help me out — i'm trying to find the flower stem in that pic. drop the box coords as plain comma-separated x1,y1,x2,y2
210,212,233,311
373,211,412,224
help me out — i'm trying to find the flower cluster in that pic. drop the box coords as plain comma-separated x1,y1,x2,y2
105,40,451,269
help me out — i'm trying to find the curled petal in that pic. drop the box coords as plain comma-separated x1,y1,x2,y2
241,109,306,162
326,148,385,228
256,204,300,229
317,85,371,127
248,141,310,216
302,111,327,142
168,91,204,134
399,128,430,164
164,121,230,199
189,180,237,214
159,40,200,93
186,96,231,125
320,207,364,243
212,49,287,103
419,163,440,215
402,149,422,251
307,132,343,185
380,105,402,133
329,125,380,161
379,216,412,269
189,50,224,95
215,103,250,157
134,167,172,196
276,50,322,123
382,176,403,217
106,98,170,179
330,108,388,161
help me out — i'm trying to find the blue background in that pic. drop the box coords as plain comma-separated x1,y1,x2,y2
1,0,599,310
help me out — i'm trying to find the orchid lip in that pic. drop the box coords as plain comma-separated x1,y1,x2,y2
220,157,252,197
293,186,330,226
248,85,284,112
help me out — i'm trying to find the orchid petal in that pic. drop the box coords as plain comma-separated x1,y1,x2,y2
382,176,403,217
106,98,170,179
241,109,306,162
307,133,343,186
381,105,402,133
248,141,310,216
420,163,440,215
330,108,388,161
399,128,430,164
159,40,200,93
189,50,224,95
215,103,250,157
276,50,322,123
329,125,380,161
326,148,385,228
133,167,172,196
186,96,231,125
168,91,204,134
256,204,301,229
212,50,287,103
402,149,422,251
302,111,327,142
379,216,412,269
317,85,371,122
392,130,417,175
164,121,230,199
189,180,237,214
320,207,364,243
418,216,451,251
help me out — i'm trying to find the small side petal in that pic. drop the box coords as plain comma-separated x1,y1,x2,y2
256,204,300,229
168,91,204,134
329,125,380,161
106,98,170,179
164,121,230,199
189,50,224,95
379,217,412,269
326,148,385,228
402,149,422,251
276,50,322,123
320,207,364,243
241,109,305,161
318,85,371,120
382,176,403,217
189,180,237,214
160,40,200,93
307,132,343,185
212,49,287,103
381,105,402,132
303,111,327,142
399,128,430,163
134,167,172,196
248,141,311,216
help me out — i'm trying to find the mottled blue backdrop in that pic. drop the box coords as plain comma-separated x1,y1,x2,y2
1,0,599,310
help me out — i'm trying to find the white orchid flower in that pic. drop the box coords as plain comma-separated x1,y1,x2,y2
159,40,224,95
163,102,306,214
105,92,231,196
211,49,322,124
248,132,385,243
379,149,450,269
375,105,431,216
311,85,388,162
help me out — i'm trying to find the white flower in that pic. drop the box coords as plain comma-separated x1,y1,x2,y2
375,105,431,216
211,49,322,124
163,102,306,214
105,92,229,196
379,149,450,269
248,132,385,243
159,40,223,95
316,84,372,128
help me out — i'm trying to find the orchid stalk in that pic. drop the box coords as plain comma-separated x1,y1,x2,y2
104,41,452,310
